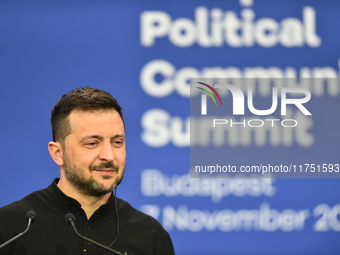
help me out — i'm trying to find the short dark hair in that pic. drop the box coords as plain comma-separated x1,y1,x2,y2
51,87,124,145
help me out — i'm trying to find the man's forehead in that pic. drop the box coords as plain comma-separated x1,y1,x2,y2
70,109,119,117
68,109,123,123
67,109,124,133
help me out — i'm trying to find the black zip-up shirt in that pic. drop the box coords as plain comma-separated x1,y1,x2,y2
0,179,175,255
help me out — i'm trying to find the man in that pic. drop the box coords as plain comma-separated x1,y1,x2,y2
0,87,175,255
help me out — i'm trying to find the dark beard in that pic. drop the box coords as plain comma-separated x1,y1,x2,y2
63,153,124,197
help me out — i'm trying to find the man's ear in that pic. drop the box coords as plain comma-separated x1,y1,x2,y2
48,141,64,166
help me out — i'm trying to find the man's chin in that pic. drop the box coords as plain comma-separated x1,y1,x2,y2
95,177,121,192
85,183,115,197
67,176,115,197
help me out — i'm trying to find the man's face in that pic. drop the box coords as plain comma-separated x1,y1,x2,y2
62,110,125,197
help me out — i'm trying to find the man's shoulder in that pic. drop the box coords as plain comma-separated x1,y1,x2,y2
0,187,49,217
115,197,175,254
116,197,159,221
116,197,165,230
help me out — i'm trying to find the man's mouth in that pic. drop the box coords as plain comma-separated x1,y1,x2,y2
93,169,118,178
95,168,117,172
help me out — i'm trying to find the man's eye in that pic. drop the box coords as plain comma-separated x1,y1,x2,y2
86,142,98,147
113,140,123,146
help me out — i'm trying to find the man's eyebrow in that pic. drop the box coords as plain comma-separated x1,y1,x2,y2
80,134,125,143
111,134,125,140
80,135,103,143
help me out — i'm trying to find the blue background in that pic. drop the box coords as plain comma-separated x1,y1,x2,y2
1,0,340,254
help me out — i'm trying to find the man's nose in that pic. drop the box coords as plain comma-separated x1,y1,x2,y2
98,142,115,162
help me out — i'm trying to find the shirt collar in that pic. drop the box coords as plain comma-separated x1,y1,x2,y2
46,178,115,208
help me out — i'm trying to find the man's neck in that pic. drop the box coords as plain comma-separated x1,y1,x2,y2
57,178,112,219
76,193,112,219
